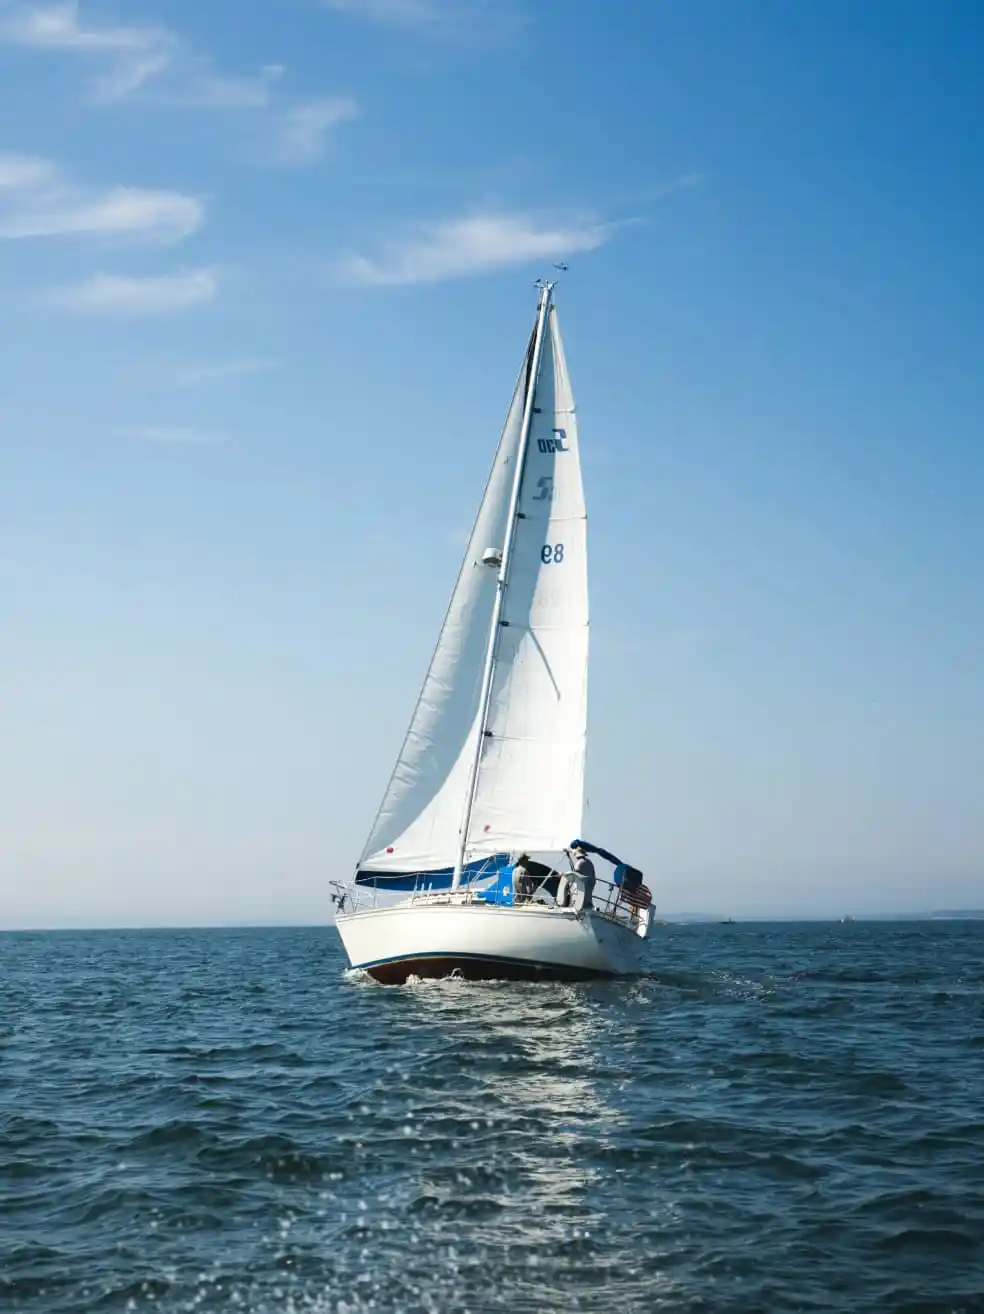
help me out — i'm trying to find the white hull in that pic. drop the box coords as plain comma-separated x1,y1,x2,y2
336,899,650,984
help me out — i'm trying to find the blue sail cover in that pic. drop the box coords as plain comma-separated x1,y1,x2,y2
355,854,510,892
569,839,625,867
570,839,645,890
475,864,514,906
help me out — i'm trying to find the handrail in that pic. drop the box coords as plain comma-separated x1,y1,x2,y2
334,871,651,927
512,873,648,927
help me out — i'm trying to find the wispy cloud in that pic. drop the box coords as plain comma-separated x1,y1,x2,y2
322,0,456,25
40,268,219,316
269,96,360,167
0,2,174,98
0,153,203,244
169,64,284,110
113,425,227,444
0,2,282,105
156,357,279,388
605,170,707,214
651,171,705,201
337,210,618,286
2,6,353,173
320,0,521,40
0,154,56,190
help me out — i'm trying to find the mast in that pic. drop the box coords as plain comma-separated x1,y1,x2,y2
452,280,555,888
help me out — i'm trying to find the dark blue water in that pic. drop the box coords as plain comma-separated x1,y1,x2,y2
2,923,982,1313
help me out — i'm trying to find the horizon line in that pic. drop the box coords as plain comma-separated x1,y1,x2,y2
3,910,983,934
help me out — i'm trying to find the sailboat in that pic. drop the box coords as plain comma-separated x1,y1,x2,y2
334,280,654,983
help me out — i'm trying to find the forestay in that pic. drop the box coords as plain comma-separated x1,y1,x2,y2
357,329,537,879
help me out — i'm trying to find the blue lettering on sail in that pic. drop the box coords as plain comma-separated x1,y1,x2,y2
536,428,569,455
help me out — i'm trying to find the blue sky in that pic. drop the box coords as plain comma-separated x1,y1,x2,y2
1,0,982,927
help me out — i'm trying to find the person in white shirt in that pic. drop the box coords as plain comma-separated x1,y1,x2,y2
569,845,596,910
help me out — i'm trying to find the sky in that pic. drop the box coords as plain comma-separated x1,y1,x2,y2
1,0,982,928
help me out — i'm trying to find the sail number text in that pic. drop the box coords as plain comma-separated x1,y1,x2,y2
541,543,565,564
537,428,569,454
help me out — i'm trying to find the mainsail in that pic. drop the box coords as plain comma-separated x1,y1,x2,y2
357,287,587,883
465,304,588,858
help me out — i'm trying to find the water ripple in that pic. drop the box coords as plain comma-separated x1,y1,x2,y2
1,922,983,1312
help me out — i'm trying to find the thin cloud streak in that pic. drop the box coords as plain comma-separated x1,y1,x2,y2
0,154,57,190
653,171,705,198
113,426,227,444
0,153,203,244
162,357,279,388
270,96,359,167
158,64,285,111
0,2,174,98
40,269,220,316
320,0,523,40
607,170,707,213
0,2,282,106
337,210,618,286
322,0,456,25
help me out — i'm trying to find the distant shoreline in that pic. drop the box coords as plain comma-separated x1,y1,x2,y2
664,910,984,923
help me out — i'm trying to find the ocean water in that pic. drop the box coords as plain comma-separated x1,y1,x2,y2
1,923,982,1314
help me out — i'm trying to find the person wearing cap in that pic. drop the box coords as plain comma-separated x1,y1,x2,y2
570,844,596,910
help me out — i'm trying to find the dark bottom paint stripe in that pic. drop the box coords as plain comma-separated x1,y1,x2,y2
365,953,615,986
